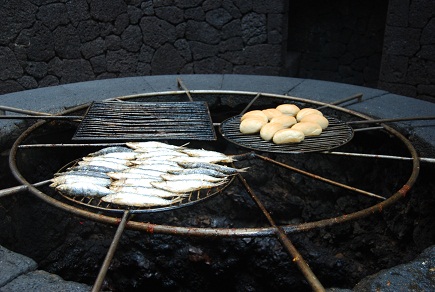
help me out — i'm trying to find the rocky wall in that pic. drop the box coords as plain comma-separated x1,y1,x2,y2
378,0,435,102
0,0,287,95
286,0,389,88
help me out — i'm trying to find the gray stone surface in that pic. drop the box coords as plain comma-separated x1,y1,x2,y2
1,270,91,292
0,246,37,287
0,245,90,291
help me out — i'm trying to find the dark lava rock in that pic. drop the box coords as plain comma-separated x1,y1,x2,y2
353,245,435,291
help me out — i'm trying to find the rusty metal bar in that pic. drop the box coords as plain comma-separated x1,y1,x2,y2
0,105,53,116
240,93,262,115
255,154,386,200
177,78,194,101
0,115,83,120
18,143,129,149
348,116,435,125
316,93,363,110
92,210,130,292
236,172,325,292
322,151,435,163
0,179,51,198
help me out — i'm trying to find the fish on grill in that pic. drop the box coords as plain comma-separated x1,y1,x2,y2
101,192,183,207
55,182,115,197
151,179,229,193
109,186,188,198
87,146,134,157
50,174,111,187
51,142,247,208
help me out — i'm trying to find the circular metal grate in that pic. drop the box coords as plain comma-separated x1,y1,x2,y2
220,114,354,153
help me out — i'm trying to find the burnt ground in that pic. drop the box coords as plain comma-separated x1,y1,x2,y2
1,122,434,291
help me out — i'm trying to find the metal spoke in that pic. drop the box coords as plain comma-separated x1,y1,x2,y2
237,172,325,292
255,153,386,200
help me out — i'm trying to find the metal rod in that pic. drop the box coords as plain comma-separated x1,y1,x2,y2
348,116,435,125
92,210,130,292
321,151,435,163
18,143,129,149
255,154,386,200
0,105,53,116
240,93,262,115
316,93,363,110
0,179,52,198
236,172,325,292
352,126,385,132
177,78,194,101
0,115,83,120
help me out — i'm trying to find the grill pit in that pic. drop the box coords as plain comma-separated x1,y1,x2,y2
1,91,434,291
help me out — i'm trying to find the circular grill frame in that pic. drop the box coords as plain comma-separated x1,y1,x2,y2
8,90,420,238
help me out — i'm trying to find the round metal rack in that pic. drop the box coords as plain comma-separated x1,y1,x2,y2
5,89,421,292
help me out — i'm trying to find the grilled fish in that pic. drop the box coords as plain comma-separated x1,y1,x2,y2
167,167,228,178
151,179,228,193
55,182,114,197
109,177,161,188
101,192,183,207
109,186,187,198
170,155,234,164
177,162,248,174
132,163,184,172
160,173,226,183
88,146,134,157
107,171,162,180
126,141,185,150
77,160,130,171
54,170,110,179
96,151,137,160
179,148,234,160
50,175,111,187
67,165,117,173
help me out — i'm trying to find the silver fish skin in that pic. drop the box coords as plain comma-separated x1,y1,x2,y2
170,155,234,164
101,192,182,207
110,186,186,198
107,171,162,180
161,173,226,183
55,182,114,197
54,170,109,179
132,163,184,172
96,152,137,160
167,168,228,178
126,141,185,150
88,146,133,157
177,162,248,175
82,156,131,164
109,178,160,188
67,165,117,173
134,148,189,156
179,148,233,159
50,175,111,187
78,160,130,171
151,179,228,193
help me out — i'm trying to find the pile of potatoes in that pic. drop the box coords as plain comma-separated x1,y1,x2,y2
239,104,329,144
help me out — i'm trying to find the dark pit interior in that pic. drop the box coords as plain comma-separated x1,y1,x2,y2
1,93,434,291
